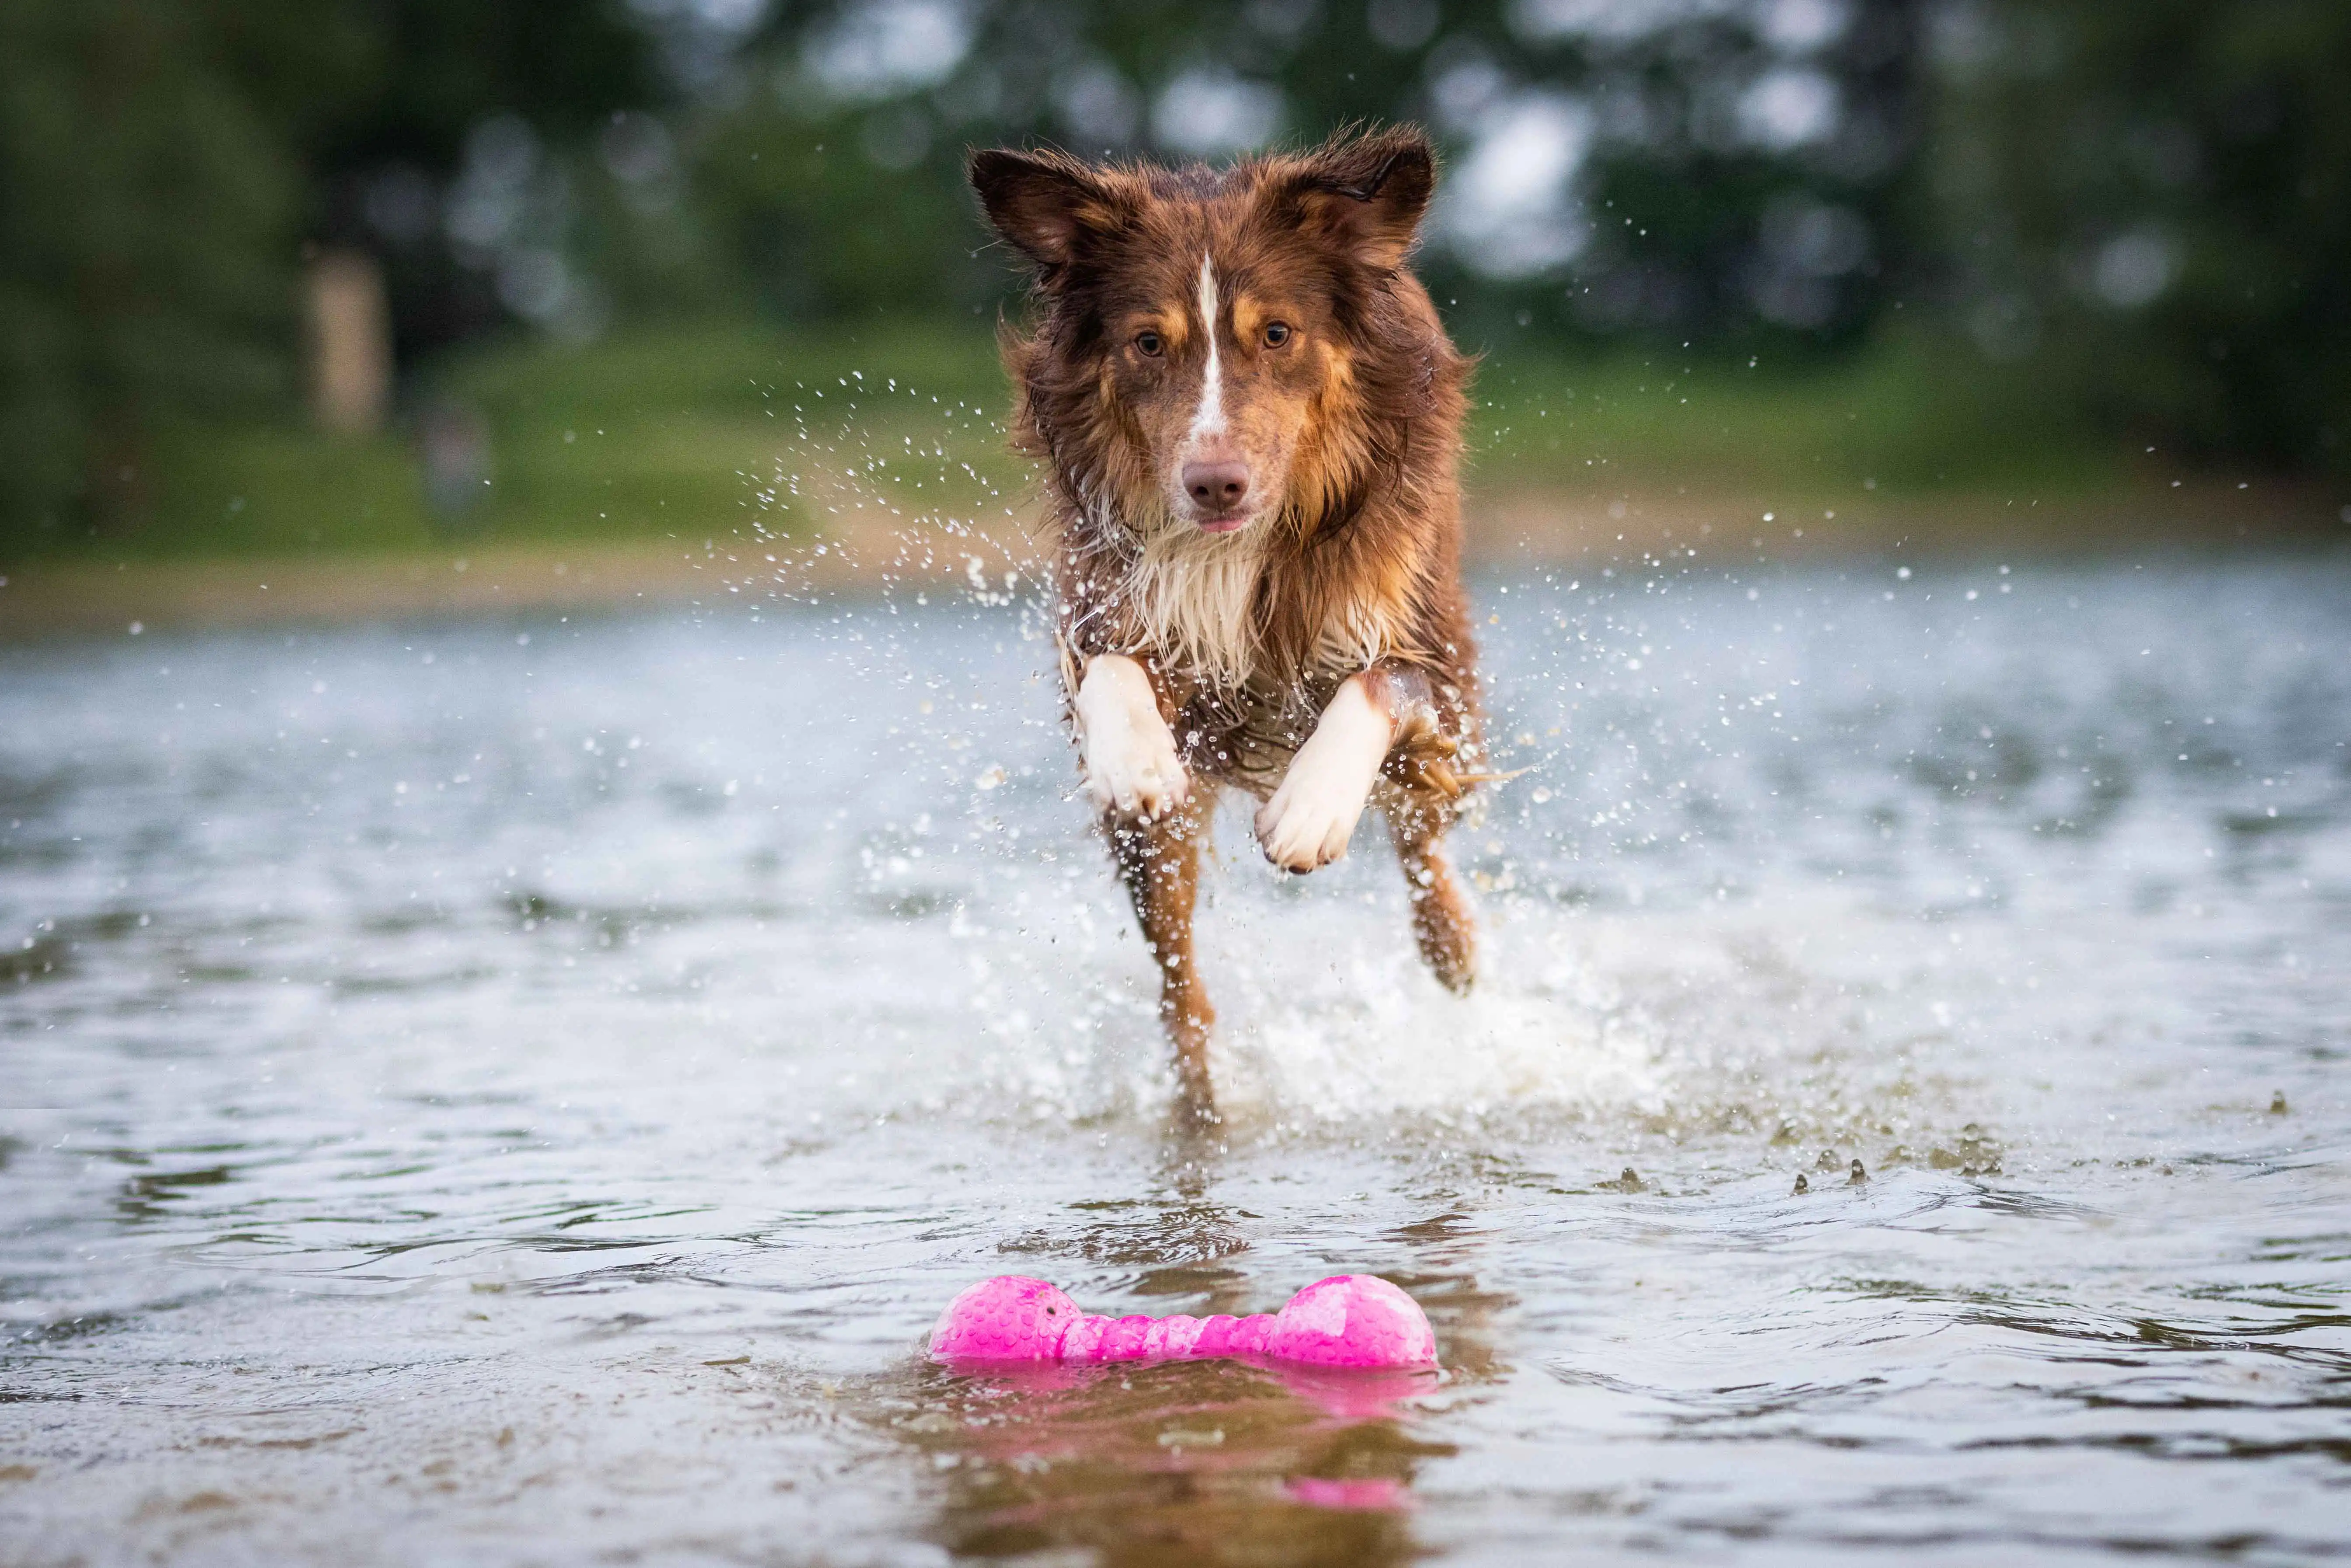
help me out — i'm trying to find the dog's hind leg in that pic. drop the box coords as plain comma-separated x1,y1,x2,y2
1384,788,1475,994
1106,787,1219,1122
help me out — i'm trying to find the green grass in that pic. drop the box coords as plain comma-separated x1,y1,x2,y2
435,316,1019,547
1469,329,2117,498
36,318,1017,562
19,316,2125,563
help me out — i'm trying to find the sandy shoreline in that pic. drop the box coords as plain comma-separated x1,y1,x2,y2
2,480,2340,640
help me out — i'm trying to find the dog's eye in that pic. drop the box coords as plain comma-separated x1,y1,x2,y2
1264,322,1293,348
1134,331,1164,357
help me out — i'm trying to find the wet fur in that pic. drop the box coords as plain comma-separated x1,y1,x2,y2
970,127,1483,1119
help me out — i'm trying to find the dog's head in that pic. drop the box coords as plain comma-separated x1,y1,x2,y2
971,127,1439,541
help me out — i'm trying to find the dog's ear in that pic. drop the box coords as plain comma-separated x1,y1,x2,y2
1272,125,1437,274
968,147,1137,278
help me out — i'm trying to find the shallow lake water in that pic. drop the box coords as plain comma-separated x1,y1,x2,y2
3,550,2348,1565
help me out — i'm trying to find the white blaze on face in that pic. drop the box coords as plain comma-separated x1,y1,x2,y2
1187,256,1225,441
1139,253,1264,684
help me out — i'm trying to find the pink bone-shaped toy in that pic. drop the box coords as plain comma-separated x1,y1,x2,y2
927,1274,1437,1369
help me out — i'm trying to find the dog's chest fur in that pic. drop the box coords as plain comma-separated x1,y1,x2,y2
1123,523,1270,692
1113,535,1399,794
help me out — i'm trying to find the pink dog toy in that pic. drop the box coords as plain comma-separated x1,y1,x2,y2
927,1274,1437,1369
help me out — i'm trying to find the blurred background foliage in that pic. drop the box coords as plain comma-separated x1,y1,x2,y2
2,0,2346,557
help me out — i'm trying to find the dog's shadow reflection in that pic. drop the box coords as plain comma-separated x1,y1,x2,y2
889,1356,1450,1565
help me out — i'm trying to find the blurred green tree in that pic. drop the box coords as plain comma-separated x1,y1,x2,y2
296,0,673,357
0,0,665,546
0,0,309,537
1932,0,2351,471
6,0,2348,556
713,0,1928,347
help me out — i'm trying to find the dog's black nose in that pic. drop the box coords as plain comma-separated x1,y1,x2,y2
1183,460,1250,513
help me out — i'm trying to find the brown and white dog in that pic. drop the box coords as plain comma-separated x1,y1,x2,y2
969,125,1483,1121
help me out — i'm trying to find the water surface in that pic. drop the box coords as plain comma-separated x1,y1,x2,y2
3,552,2348,1564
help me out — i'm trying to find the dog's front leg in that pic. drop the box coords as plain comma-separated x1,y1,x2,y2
1254,672,1398,872
1073,653,1188,820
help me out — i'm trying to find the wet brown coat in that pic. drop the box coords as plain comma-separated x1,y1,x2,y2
974,128,1479,774
970,127,1481,1119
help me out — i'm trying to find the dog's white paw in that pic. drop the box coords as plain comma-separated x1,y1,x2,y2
1255,676,1391,872
1075,654,1188,820
1084,719,1187,820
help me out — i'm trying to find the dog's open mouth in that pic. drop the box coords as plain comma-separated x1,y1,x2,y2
1195,512,1253,534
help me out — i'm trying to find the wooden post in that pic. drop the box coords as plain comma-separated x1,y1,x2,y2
306,250,392,436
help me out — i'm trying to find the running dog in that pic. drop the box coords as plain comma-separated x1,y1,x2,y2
969,125,1483,1120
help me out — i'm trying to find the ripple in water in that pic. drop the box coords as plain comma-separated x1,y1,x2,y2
1,553,2346,1564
